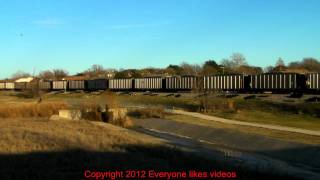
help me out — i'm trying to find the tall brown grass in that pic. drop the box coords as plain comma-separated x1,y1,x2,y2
108,115,133,128
128,107,166,119
0,102,68,118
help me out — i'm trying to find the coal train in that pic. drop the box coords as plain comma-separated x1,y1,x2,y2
0,73,320,94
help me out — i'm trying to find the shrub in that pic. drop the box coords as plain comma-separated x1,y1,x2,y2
79,103,103,122
108,116,133,128
128,107,166,119
66,92,133,127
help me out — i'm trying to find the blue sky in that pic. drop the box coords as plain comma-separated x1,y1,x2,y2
0,0,319,78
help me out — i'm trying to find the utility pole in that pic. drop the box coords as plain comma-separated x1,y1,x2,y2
32,67,37,78
219,65,225,75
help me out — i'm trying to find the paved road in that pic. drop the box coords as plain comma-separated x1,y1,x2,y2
133,118,320,180
167,109,320,136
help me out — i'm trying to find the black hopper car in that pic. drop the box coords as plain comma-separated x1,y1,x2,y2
249,73,306,93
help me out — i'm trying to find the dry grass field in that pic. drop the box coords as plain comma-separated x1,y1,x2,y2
0,118,297,180
0,117,164,154
0,91,303,179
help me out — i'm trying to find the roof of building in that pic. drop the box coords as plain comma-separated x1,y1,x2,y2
15,77,34,83
62,75,88,81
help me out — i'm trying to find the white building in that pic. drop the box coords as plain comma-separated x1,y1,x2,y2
15,77,34,83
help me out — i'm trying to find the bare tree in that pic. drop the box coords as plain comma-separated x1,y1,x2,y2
230,53,247,68
89,64,104,76
264,66,274,73
83,64,104,78
287,58,320,73
276,57,285,67
91,64,104,73
39,70,54,80
301,58,320,72
220,58,233,68
53,69,68,80
180,62,201,76
271,57,287,72
82,64,117,78
11,71,31,79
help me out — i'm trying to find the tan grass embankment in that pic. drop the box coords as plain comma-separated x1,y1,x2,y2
0,118,162,153
0,118,297,180
0,102,68,119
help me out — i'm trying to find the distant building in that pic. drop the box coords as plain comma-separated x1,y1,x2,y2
15,77,34,83
105,71,115,78
62,75,88,81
